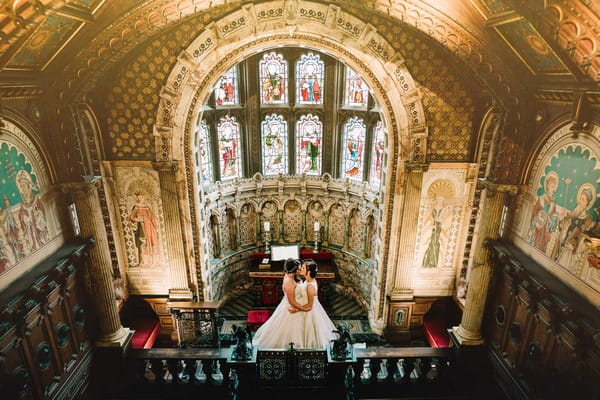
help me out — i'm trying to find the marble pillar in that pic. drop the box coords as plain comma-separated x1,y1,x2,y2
63,180,131,347
153,161,192,300
389,163,427,300
452,180,518,345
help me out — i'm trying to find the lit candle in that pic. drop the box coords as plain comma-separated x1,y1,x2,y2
264,221,270,231
314,221,320,231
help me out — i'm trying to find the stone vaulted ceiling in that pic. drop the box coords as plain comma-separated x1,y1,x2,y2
0,0,598,98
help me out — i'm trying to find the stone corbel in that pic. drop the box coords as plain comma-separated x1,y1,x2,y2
359,23,377,44
284,0,299,24
242,4,257,28
477,179,519,197
325,4,340,28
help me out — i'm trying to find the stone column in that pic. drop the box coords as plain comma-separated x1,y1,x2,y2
234,212,241,251
323,211,330,246
452,180,518,345
301,209,307,244
64,180,131,346
153,161,192,300
389,163,427,300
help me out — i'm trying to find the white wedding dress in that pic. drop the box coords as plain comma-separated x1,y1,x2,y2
252,277,308,349
303,280,337,349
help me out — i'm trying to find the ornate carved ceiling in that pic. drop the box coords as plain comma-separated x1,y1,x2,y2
0,0,597,99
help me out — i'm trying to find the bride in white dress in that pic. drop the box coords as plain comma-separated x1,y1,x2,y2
252,258,308,349
293,260,337,349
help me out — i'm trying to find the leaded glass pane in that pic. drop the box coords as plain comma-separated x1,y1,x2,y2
341,117,366,180
296,114,322,175
370,120,384,187
215,66,238,106
261,114,288,175
196,119,213,184
296,53,324,105
260,52,287,104
344,66,369,107
217,116,242,180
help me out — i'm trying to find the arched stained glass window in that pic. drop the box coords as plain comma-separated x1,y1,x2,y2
214,66,238,106
262,114,288,175
344,66,369,107
370,121,384,187
341,117,366,180
260,52,287,105
296,114,322,175
195,119,213,185
296,53,324,105
217,116,242,180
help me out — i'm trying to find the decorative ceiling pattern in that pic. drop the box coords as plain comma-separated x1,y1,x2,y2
6,14,78,70
470,0,599,81
0,0,99,71
495,18,570,76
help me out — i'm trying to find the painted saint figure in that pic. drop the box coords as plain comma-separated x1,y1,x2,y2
300,125,320,173
422,194,450,268
263,62,285,103
16,169,48,254
528,172,561,254
220,124,238,177
299,63,321,103
556,185,595,271
344,125,364,177
129,192,159,267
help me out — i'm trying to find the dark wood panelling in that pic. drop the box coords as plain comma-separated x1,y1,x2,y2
0,242,92,400
485,240,600,400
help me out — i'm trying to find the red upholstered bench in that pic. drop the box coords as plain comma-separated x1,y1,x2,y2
423,314,450,348
131,318,160,349
247,309,271,329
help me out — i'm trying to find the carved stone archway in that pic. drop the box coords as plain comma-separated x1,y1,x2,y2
155,1,429,331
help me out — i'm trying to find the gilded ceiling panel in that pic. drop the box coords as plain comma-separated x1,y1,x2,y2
495,19,570,76
6,15,78,70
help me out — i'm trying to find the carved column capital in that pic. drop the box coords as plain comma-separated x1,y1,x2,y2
404,161,429,173
60,178,101,198
477,179,519,196
153,160,179,173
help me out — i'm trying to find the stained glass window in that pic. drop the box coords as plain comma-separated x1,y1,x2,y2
214,66,238,106
296,53,324,105
296,114,322,175
370,121,384,187
344,66,369,107
195,119,213,184
261,114,288,175
341,117,366,180
217,116,242,180
260,52,288,105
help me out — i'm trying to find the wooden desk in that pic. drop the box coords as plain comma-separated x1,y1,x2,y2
166,301,223,348
249,251,335,307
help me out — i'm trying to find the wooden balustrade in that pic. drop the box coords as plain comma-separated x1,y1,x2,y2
122,346,456,399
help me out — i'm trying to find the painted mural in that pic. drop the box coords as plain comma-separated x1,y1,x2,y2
113,164,170,294
526,144,600,287
0,120,62,282
413,165,475,296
